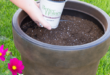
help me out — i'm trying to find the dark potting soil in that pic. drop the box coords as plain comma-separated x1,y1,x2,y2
21,15,104,46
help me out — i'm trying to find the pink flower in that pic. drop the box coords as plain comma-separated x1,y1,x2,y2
8,58,24,75
0,45,8,61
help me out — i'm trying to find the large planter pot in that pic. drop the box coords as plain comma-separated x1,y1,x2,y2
12,0,110,75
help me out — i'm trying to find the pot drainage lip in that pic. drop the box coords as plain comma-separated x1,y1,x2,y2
12,2,110,51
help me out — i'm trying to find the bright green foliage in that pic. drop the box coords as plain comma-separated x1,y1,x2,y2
80,0,110,16
0,0,21,58
0,0,110,75
0,0,21,75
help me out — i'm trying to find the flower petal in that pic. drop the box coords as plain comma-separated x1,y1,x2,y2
8,63,11,69
17,60,23,67
0,56,5,61
17,65,24,73
20,65,24,70
12,71,17,75
10,58,19,65
0,45,4,52
8,63,13,72
2,48,8,56
18,70,23,74
16,60,24,72
10,58,13,63
13,58,19,65
17,66,24,74
17,60,24,70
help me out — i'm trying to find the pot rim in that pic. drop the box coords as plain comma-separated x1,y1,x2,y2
12,0,110,51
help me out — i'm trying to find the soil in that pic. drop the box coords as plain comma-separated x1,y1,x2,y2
21,15,104,46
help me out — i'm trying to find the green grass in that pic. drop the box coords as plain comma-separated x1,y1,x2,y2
80,0,110,16
0,0,110,75
0,0,21,75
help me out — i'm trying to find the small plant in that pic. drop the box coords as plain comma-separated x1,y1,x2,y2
0,45,24,75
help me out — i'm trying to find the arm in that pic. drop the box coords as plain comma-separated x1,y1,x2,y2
10,0,51,30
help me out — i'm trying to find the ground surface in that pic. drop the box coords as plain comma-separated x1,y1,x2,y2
0,0,110,75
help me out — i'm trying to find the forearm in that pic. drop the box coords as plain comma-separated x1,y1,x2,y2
10,0,43,21
10,0,35,11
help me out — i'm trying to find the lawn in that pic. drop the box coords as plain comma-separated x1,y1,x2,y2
0,0,110,75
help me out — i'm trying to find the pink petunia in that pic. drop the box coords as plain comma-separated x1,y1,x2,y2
8,58,24,75
0,45,8,61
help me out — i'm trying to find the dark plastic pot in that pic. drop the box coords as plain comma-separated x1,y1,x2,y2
12,0,110,75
